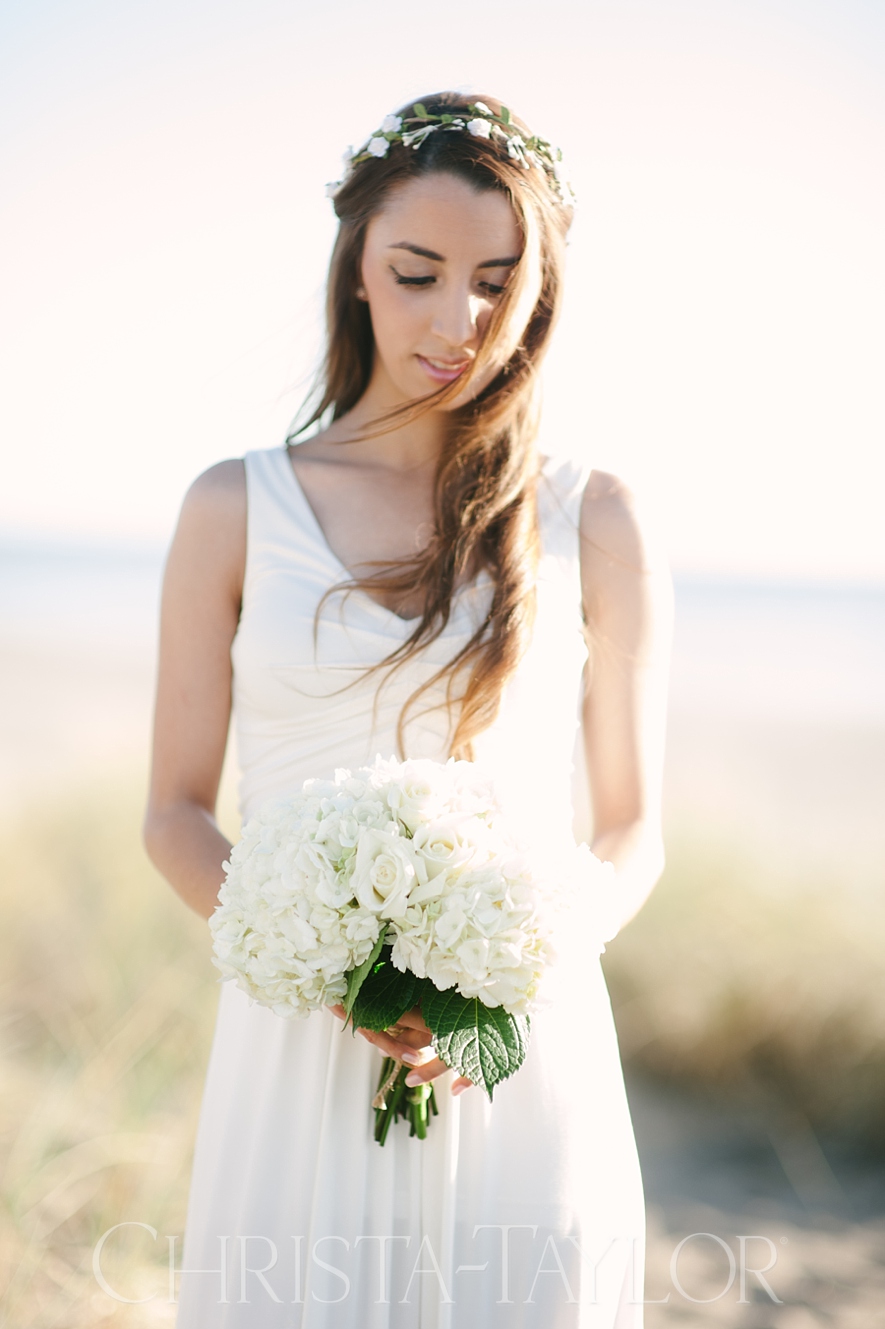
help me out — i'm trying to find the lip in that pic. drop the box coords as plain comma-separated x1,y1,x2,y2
417,355,471,385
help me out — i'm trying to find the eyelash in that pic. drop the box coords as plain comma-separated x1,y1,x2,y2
390,268,506,296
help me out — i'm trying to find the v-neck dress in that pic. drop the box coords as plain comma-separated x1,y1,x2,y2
175,445,646,1328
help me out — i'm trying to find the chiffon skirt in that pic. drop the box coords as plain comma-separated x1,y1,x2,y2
176,954,645,1328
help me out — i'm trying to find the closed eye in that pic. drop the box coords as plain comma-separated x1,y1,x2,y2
391,267,435,287
391,267,508,298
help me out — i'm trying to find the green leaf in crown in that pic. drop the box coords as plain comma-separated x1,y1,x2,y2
327,101,575,206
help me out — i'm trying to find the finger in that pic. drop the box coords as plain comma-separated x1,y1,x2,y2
389,1008,431,1036
382,1025,431,1052
403,1055,450,1086
357,1026,431,1062
451,1076,473,1096
328,1006,425,1058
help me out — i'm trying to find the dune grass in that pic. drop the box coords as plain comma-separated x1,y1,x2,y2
2,775,884,1324
603,834,885,1147
0,776,223,1326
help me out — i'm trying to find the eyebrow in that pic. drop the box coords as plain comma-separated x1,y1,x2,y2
389,242,520,269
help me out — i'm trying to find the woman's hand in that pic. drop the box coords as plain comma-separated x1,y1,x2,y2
327,1004,472,1097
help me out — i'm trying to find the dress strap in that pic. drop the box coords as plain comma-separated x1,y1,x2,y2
241,447,334,601
536,453,593,567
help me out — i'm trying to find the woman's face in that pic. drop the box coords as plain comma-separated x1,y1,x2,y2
359,172,526,409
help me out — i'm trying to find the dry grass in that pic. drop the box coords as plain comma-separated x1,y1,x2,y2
0,777,223,1327
2,777,884,1324
604,836,885,1146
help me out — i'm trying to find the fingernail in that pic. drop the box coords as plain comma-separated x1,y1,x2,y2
401,1051,420,1065
451,1083,466,1096
405,1072,422,1087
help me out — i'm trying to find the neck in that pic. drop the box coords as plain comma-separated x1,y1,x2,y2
328,362,449,471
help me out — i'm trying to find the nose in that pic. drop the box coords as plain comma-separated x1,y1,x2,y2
431,280,484,352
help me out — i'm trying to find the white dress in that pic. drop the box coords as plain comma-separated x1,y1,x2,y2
176,446,646,1327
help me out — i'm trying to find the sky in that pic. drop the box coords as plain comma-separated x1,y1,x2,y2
1,0,883,579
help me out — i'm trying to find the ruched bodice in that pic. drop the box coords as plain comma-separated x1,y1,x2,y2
178,445,645,1329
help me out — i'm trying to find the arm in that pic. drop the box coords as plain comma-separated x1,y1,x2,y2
580,470,673,932
143,460,247,920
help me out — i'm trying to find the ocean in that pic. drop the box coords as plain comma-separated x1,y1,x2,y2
2,541,883,878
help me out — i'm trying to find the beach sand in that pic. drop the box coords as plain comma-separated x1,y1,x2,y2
629,1073,885,1325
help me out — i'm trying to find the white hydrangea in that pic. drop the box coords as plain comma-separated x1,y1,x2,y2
210,755,612,1020
466,118,491,139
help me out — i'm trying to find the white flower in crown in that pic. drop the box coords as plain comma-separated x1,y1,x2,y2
472,101,492,116
380,114,402,133
466,118,491,139
367,136,390,158
342,145,355,167
325,181,341,199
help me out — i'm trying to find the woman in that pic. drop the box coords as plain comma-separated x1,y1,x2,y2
145,92,671,1327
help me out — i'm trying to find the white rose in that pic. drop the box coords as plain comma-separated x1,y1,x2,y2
351,828,416,917
381,114,402,133
367,136,389,158
386,759,448,832
412,818,480,881
466,119,491,139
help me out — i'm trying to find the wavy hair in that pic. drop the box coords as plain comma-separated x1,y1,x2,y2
288,92,573,757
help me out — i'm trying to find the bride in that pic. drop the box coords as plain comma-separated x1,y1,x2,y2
145,92,671,1327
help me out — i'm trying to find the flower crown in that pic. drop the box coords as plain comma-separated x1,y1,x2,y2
326,101,575,206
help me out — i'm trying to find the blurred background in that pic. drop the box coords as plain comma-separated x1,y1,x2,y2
1,0,883,1323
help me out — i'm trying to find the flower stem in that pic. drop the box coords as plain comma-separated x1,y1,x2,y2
373,1059,437,1145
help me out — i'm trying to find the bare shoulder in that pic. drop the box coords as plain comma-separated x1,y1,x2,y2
167,459,246,605
579,470,672,636
579,469,670,575
178,459,246,540
183,458,246,514
579,470,651,570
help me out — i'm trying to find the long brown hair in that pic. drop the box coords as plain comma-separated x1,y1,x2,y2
288,92,574,757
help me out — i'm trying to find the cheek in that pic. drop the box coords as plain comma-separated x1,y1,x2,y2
367,285,424,362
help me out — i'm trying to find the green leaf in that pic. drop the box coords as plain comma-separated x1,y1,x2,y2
343,928,389,1022
422,988,529,1100
500,105,511,125
351,950,423,1032
412,102,428,119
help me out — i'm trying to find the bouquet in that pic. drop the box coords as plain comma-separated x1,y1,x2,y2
209,755,614,1143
